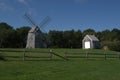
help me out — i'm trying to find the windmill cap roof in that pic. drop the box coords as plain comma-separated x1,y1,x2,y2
29,26,38,33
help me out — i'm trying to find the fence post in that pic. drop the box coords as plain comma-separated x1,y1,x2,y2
118,54,120,60
50,49,53,60
104,54,106,60
64,51,67,59
86,51,88,59
23,49,26,61
104,50,107,60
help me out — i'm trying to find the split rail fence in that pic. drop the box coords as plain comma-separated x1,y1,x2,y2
0,49,120,61
64,52,120,60
0,49,68,61
0,49,53,61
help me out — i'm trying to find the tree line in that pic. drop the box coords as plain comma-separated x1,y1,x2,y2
0,22,120,51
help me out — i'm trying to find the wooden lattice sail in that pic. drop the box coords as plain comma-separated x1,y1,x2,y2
24,13,50,48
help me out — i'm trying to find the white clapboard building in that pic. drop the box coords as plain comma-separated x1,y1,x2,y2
82,35,100,49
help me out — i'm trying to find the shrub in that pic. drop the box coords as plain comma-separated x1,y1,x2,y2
101,41,120,51
0,54,5,60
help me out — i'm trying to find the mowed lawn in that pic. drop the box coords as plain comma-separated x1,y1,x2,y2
0,49,120,80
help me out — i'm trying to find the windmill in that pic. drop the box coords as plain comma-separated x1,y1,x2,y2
24,13,51,48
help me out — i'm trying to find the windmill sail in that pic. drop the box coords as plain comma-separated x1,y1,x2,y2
25,13,50,48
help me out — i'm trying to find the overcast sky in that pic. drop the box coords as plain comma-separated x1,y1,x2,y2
0,0,120,32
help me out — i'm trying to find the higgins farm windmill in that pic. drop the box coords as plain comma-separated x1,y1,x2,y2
24,13,51,48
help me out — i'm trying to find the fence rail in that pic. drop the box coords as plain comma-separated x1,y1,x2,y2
0,49,67,61
1,49,120,61
65,52,120,60
0,49,53,61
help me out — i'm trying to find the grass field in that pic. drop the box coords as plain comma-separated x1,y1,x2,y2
0,49,120,80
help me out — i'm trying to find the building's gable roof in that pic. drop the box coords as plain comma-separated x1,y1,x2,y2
86,35,99,41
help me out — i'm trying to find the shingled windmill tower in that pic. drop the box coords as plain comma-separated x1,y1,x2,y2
25,13,50,48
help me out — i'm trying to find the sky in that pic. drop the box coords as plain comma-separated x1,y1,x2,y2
0,0,120,32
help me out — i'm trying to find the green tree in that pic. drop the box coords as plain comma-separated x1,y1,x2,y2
0,22,16,48
48,30,63,48
16,26,30,48
74,30,82,48
63,30,82,48
82,28,96,37
111,28,120,41
100,29,111,41
49,30,82,48
62,30,75,48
